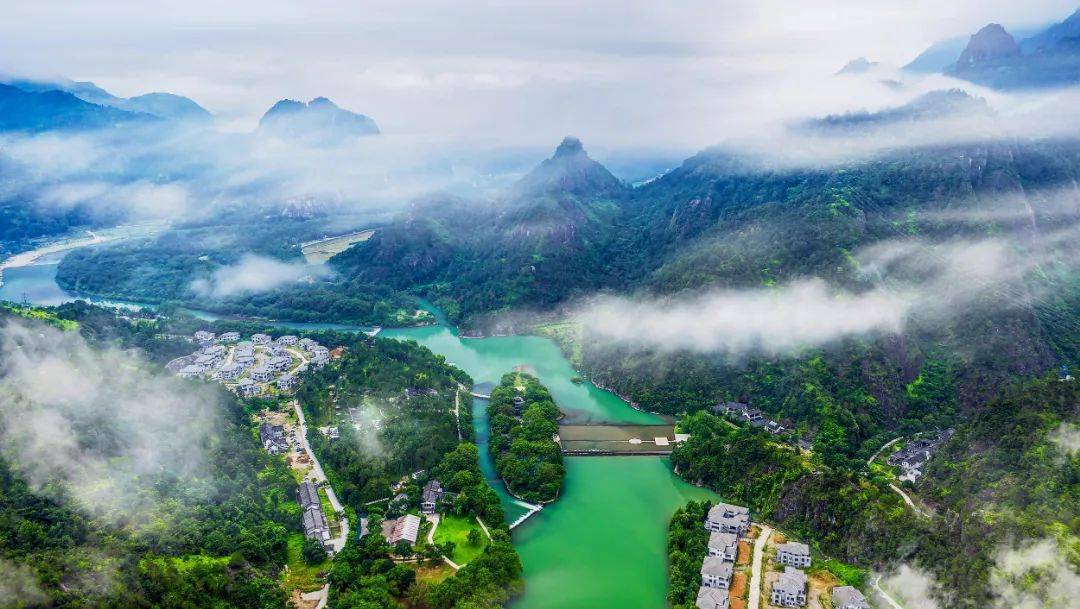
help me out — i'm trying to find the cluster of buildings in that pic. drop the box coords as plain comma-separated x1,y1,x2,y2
770,541,811,607
697,502,750,609
169,331,335,398
714,402,788,436
297,480,332,551
887,428,955,482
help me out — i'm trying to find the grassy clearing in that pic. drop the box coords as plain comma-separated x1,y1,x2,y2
432,514,488,566
415,562,456,585
534,321,583,367
1,304,79,331
283,532,329,593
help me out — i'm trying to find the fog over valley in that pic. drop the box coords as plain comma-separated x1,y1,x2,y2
0,3,1078,609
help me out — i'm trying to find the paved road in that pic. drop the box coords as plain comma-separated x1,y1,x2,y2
292,400,349,552
747,524,772,609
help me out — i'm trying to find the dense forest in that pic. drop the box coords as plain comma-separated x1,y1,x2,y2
0,304,298,608
486,373,564,503
671,374,1078,608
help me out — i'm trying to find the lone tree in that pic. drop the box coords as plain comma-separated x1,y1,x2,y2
467,528,482,546
301,538,327,565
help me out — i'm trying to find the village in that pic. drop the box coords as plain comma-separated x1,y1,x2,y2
697,502,872,609
166,330,333,397
884,429,955,482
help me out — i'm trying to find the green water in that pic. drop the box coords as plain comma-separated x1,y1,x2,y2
383,323,717,609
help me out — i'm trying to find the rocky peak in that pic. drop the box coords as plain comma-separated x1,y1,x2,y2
509,137,625,200
955,24,1020,70
553,136,585,158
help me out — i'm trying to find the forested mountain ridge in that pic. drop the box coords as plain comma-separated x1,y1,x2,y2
332,137,633,320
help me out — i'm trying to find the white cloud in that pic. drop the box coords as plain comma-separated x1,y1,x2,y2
991,538,1080,609
577,279,908,355
1048,422,1080,456
0,321,224,527
876,565,944,609
0,559,47,608
191,253,331,299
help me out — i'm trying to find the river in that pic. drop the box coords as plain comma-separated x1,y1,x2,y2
1,247,717,609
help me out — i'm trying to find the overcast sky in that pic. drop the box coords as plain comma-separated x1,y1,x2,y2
2,1,1078,150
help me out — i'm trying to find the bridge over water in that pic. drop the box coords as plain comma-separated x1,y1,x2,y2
557,424,684,455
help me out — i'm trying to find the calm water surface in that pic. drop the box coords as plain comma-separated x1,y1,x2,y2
383,323,717,609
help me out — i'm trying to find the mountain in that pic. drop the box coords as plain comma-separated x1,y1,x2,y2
1020,7,1080,53
1,76,211,121
509,136,625,199
954,23,1021,70
114,92,212,122
3,76,119,105
331,137,630,317
903,36,970,73
799,89,991,134
836,57,879,75
0,83,156,132
257,97,379,141
945,17,1080,89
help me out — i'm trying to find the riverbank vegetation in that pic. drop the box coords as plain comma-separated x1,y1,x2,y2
666,500,712,608
487,373,565,503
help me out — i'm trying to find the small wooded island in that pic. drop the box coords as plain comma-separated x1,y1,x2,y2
487,373,565,503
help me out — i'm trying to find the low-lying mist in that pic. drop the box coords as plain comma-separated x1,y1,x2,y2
0,321,225,527
574,190,1079,358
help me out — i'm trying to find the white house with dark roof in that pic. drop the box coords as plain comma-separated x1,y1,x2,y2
708,532,738,562
278,375,297,391
278,335,298,345
777,541,811,567
700,557,733,589
252,333,271,345
203,344,226,357
421,479,444,514
194,330,215,342
219,362,244,380
705,502,750,536
219,331,240,342
696,586,729,609
237,378,261,398
269,355,292,372
832,586,869,609
251,365,274,383
770,567,807,607
311,345,330,365
177,364,205,379
299,338,318,351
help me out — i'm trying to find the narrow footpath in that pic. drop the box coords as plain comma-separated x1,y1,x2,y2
747,524,772,609
889,483,929,518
